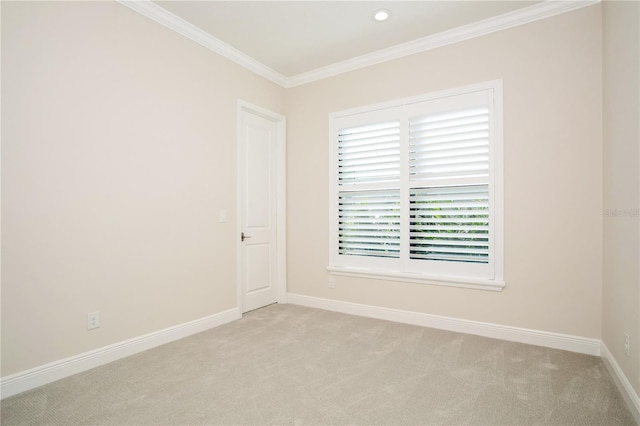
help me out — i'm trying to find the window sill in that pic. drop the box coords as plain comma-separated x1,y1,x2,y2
326,266,505,292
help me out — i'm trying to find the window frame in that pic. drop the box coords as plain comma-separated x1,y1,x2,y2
328,80,505,291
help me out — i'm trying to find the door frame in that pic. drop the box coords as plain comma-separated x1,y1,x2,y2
236,100,287,314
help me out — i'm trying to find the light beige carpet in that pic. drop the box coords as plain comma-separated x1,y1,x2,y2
1,303,636,425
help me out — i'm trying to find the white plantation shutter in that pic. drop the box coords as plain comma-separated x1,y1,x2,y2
336,120,402,261
338,121,401,185
338,121,400,185
338,190,400,258
408,107,490,181
329,81,503,288
408,104,490,265
409,186,489,263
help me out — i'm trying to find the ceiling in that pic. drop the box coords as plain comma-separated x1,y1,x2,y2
152,1,540,77
125,1,597,86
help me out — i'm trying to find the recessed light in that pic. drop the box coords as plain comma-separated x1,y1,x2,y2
373,9,391,22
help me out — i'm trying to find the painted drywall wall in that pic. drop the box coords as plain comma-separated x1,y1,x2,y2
1,1,286,376
1,0,622,388
287,5,603,338
602,0,640,395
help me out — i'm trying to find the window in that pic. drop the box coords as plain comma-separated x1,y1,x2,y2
328,81,504,291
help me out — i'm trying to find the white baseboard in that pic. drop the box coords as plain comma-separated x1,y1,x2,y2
287,294,640,420
601,343,640,424
4,299,638,423
0,308,241,399
286,293,601,356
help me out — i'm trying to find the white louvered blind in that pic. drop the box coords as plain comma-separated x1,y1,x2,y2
409,107,489,181
330,82,502,285
338,121,401,185
408,106,490,264
338,190,400,258
409,186,489,263
337,120,401,258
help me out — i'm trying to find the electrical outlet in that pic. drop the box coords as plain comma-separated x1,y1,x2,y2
88,311,100,330
328,277,335,289
624,332,630,356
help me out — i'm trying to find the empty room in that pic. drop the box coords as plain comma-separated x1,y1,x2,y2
1,0,639,424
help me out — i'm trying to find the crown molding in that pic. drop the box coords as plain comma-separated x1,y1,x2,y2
118,0,600,89
117,0,288,87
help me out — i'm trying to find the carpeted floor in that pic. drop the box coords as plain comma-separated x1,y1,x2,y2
1,303,636,425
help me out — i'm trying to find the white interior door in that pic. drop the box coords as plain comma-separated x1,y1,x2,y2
239,107,281,313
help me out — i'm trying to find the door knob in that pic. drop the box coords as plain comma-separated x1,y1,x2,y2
241,232,251,242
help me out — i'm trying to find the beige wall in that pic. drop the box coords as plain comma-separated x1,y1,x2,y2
287,6,603,337
3,0,630,390
602,0,640,395
1,1,286,376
